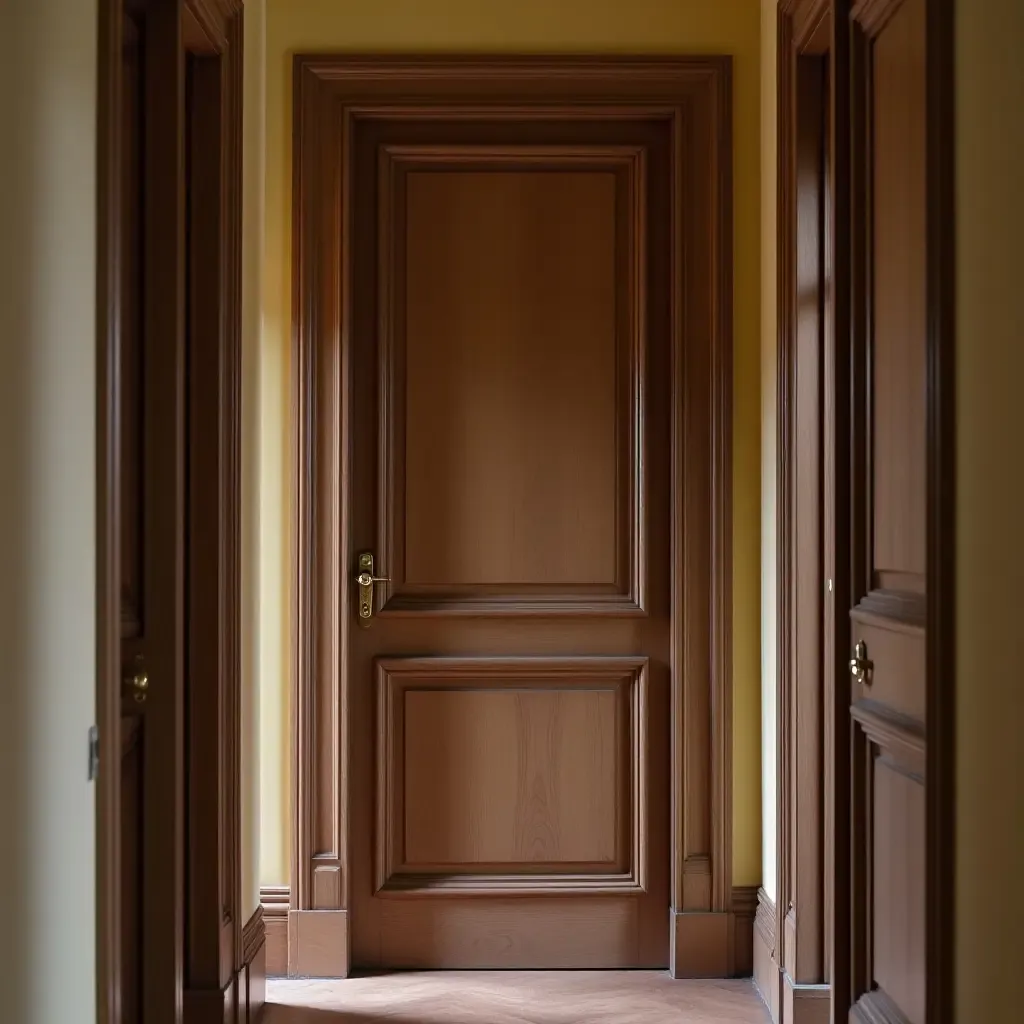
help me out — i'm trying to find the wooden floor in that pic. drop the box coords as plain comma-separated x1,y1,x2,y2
264,972,770,1023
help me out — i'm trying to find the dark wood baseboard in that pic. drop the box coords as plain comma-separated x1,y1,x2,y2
783,973,830,1024
730,885,759,977
262,884,758,980
261,885,289,977
753,888,780,1022
241,906,267,1022
184,906,267,1022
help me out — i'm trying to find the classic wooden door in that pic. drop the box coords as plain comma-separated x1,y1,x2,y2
848,0,928,1019
346,132,673,969
116,1,187,1020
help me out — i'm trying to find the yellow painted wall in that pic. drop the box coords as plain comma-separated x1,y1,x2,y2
0,0,98,1018
955,0,1024,1017
259,0,763,888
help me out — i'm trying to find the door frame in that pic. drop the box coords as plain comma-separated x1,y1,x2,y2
769,1,956,1022
95,2,251,1021
770,4,838,1021
288,55,737,979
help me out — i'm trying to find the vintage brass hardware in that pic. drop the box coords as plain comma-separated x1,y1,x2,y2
355,552,390,625
849,639,873,686
123,670,149,704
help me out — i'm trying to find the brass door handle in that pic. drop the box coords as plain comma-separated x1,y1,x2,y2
849,640,873,685
356,552,389,625
123,671,149,704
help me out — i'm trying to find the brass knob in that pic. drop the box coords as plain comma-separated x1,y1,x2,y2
849,640,873,686
124,671,149,704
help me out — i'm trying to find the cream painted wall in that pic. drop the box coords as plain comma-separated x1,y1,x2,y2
955,0,1024,1017
0,0,98,1020
242,0,267,920
758,0,778,905
258,0,763,889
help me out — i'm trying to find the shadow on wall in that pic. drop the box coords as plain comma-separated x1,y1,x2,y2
0,10,44,1023
0,2,97,1021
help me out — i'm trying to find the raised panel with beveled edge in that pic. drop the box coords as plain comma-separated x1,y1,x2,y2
376,146,645,614
872,753,925,1023
869,0,927,595
849,0,929,1019
375,656,648,895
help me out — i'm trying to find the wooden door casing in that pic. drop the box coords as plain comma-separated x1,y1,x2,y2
112,1,189,1020
96,1,247,1021
291,57,734,979
849,0,928,1020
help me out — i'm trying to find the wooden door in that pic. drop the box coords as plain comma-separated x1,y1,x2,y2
116,1,187,1020
346,131,673,970
848,0,927,1019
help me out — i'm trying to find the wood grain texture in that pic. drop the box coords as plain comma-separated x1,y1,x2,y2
872,759,925,1023
265,973,770,1024
404,689,618,866
774,2,834,1003
376,657,645,896
261,887,290,979
291,54,733,976
135,1,189,1020
377,145,644,615
753,889,779,1019
404,168,618,588
871,0,927,587
288,911,350,980
923,0,957,1020
846,0,932,1020
730,885,760,978
671,912,731,979
782,976,831,1024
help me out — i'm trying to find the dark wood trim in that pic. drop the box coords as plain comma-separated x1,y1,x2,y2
731,884,760,977
96,2,247,1022
774,6,795,993
755,887,777,952
140,3,188,1020
95,1,124,1020
753,888,780,1019
241,906,266,968
925,0,956,1021
777,0,832,991
291,54,734,972
827,0,854,1015
260,886,290,977
776,0,851,1010
183,5,245,1010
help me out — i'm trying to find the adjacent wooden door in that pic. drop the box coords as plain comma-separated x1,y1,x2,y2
112,1,187,1020
347,131,673,970
848,0,928,1019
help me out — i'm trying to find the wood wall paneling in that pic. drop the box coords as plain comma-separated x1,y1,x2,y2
848,1,931,1022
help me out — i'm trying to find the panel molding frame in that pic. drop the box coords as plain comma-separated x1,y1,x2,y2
374,143,647,615
291,54,734,976
374,656,648,897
